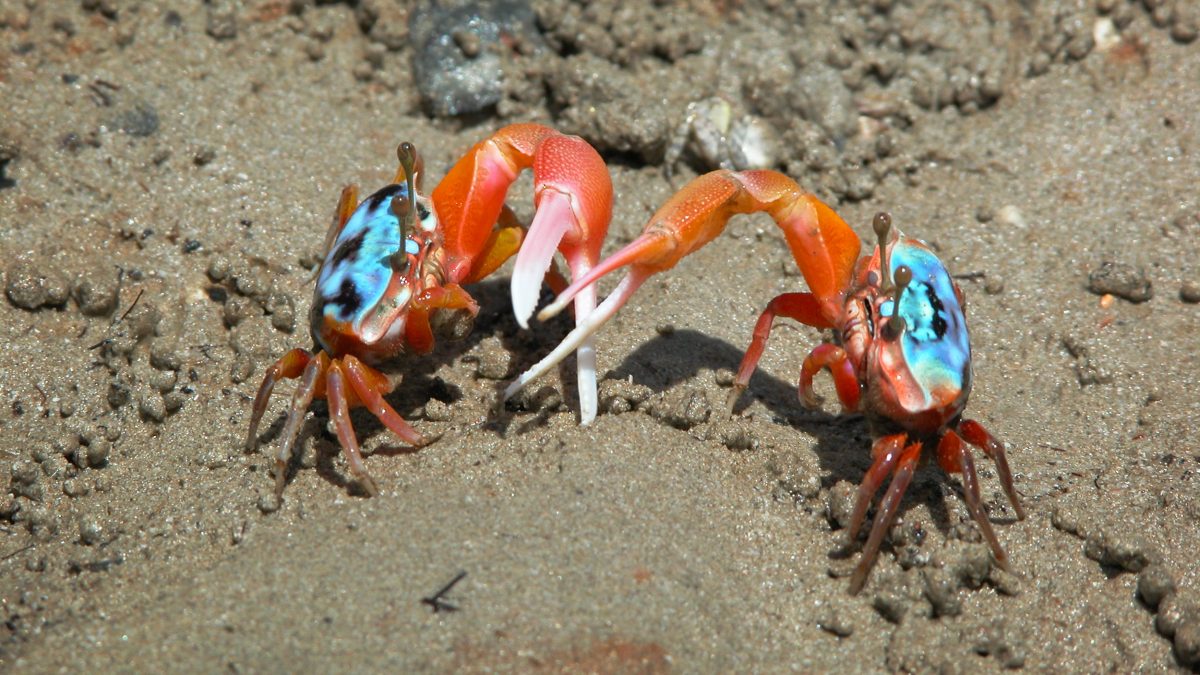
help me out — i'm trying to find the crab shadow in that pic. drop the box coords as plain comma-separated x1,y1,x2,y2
256,275,548,493
576,328,969,545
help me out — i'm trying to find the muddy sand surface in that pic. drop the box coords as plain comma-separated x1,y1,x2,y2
2,0,1200,672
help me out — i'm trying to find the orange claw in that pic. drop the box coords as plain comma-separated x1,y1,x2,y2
503,169,860,409
433,123,613,424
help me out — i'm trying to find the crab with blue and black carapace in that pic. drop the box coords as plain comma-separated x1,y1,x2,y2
245,125,614,498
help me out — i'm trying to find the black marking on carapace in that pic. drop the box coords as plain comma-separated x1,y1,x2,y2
908,282,948,343
330,228,366,268
926,284,948,340
365,183,405,212
328,277,362,317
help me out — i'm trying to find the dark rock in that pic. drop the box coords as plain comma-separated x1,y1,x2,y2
1087,261,1152,302
409,0,541,117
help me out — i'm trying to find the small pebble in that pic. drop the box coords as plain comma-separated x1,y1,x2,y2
922,567,962,617
873,587,909,623
1084,528,1156,572
138,392,167,423
1137,564,1177,609
6,260,69,310
71,274,119,316
1175,620,1200,668
816,609,854,637
205,1,238,40
78,518,103,545
257,493,281,514
1156,592,1199,638
1087,261,1153,303
85,441,110,468
826,481,857,531
996,205,1027,229
473,338,513,380
266,290,296,333
423,399,452,422
1180,282,1200,304
230,352,255,384
983,274,1005,295
62,479,90,498
644,387,711,430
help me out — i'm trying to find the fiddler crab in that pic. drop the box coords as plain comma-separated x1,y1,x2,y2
246,124,612,498
502,169,1026,594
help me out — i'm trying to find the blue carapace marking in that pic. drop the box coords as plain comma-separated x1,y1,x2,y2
890,240,970,397
316,184,414,324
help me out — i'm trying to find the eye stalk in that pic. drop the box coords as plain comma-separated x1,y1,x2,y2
872,211,895,289
881,264,912,341
389,142,423,274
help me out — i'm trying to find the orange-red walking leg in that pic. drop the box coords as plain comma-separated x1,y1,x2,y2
799,343,860,412
325,361,379,497
726,292,833,415
958,419,1026,520
849,438,922,595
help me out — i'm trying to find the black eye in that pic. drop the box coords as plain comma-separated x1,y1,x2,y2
416,202,430,221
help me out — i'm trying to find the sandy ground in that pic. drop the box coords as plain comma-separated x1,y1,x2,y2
2,0,1199,672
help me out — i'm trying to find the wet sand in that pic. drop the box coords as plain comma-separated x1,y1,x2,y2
1,1,1199,671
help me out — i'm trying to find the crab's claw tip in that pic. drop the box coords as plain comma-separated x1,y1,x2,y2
511,191,577,329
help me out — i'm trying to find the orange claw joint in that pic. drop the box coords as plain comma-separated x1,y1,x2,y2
432,124,613,424
502,169,861,414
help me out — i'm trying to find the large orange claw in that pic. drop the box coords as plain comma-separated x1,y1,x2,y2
432,124,613,424
502,169,860,408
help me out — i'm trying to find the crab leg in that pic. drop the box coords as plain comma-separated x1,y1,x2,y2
342,354,427,449
846,434,907,542
326,360,379,497
505,169,861,410
798,343,860,411
957,419,1026,519
245,348,311,452
725,292,833,414
273,352,328,498
937,430,1009,570
433,123,612,424
848,436,922,594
